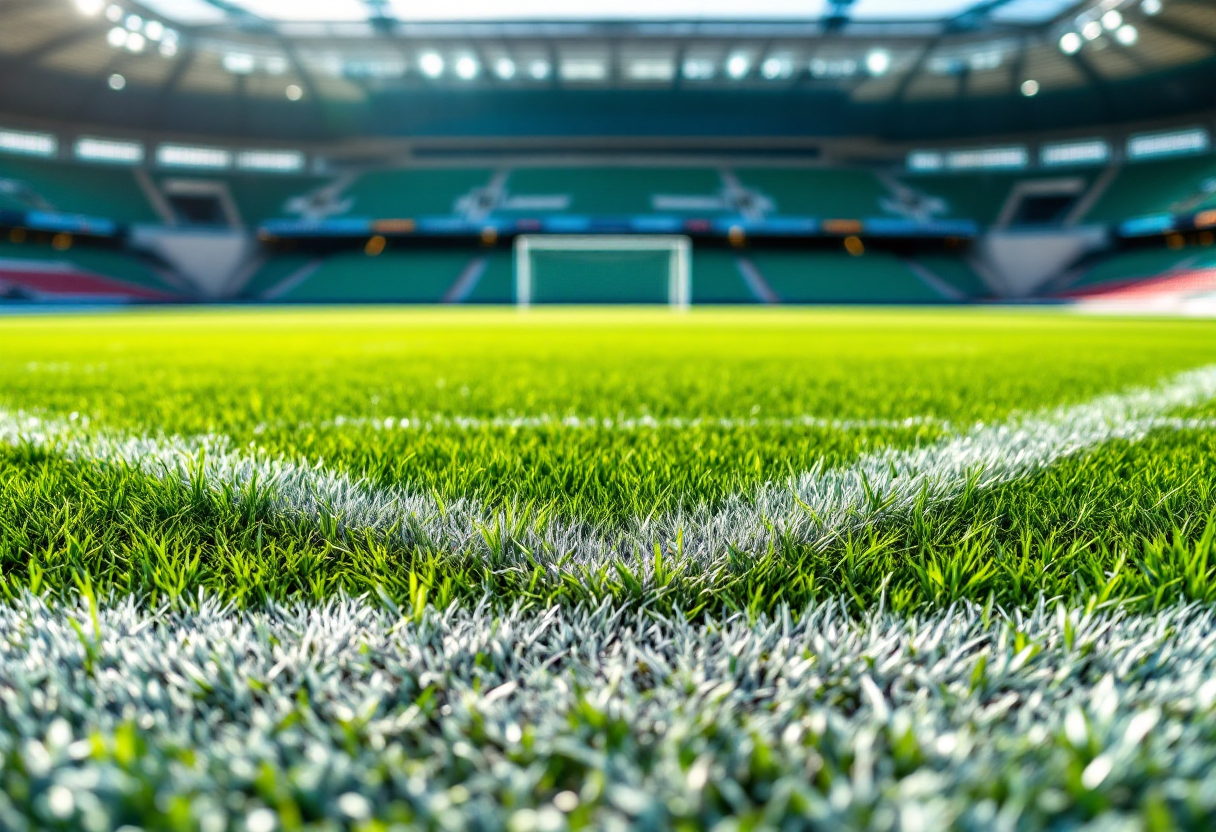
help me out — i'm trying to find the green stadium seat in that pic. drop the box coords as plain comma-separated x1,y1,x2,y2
733,168,891,218
463,252,514,304
341,169,495,217
911,254,990,298
1084,155,1216,224
279,250,478,303
503,168,724,215
0,239,181,295
240,254,317,299
0,157,157,223
1070,247,1196,289
897,173,1025,225
692,249,755,304
748,250,943,303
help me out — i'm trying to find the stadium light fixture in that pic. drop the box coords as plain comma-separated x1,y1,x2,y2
494,58,516,80
682,58,715,80
144,19,165,41
1115,24,1139,45
108,73,126,90
725,54,750,79
760,56,793,80
0,129,58,158
125,14,143,31
626,59,675,82
455,55,479,80
75,137,145,165
1101,9,1122,29
865,49,891,76
107,27,128,48
1081,20,1102,39
237,150,305,172
157,144,232,169
1020,79,1040,97
159,40,178,57
126,32,147,53
528,60,551,80
74,0,104,16
419,52,445,78
105,4,123,22
1059,32,1082,54
1141,0,1162,14
286,84,303,100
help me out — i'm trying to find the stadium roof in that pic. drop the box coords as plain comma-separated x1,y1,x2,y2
0,0,1212,147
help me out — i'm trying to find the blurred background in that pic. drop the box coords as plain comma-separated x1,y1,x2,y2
0,0,1213,308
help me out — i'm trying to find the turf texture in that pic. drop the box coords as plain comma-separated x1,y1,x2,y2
3,307,1216,830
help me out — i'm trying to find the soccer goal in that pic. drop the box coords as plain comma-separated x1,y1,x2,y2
514,235,692,309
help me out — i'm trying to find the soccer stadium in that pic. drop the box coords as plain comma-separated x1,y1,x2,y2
3,0,1216,828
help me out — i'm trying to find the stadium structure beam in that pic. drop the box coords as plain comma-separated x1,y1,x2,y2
152,48,198,133
15,24,101,65
1141,15,1216,51
1065,50,1117,123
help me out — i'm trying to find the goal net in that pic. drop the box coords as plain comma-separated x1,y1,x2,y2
514,235,691,308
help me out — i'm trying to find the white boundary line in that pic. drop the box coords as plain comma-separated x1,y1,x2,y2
4,366,1216,571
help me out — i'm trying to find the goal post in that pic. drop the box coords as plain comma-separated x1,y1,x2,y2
515,235,692,309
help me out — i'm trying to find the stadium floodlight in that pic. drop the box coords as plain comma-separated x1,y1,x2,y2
1116,24,1139,45
1040,139,1110,167
126,32,147,53
157,144,232,169
107,27,128,48
514,236,691,310
626,58,675,82
1127,127,1210,160
1101,9,1122,29
865,49,891,76
74,0,104,16
108,73,126,90
145,19,165,41
125,14,143,30
237,150,305,172
494,58,516,80
528,60,551,80
286,84,303,100
159,41,178,57
1059,32,1082,54
1141,0,1162,14
223,53,255,74
419,52,444,78
1020,79,1040,97
75,137,145,164
0,129,57,158
760,56,793,80
106,4,123,22
725,54,750,79
455,55,479,80
682,58,714,80
1081,20,1102,39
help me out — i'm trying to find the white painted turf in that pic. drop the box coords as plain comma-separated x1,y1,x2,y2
2,593,1216,829
3,365,1216,571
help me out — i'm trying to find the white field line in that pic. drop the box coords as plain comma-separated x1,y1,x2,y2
4,368,1216,571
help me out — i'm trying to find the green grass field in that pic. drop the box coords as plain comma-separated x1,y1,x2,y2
4,307,1216,831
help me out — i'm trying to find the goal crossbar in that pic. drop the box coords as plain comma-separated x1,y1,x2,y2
514,235,692,309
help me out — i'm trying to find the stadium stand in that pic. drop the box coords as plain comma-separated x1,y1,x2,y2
746,250,944,303
733,168,888,218
277,250,476,303
1083,155,1216,224
0,240,180,299
154,174,331,228
502,168,727,216
462,253,515,304
911,254,990,298
692,250,756,304
240,253,318,299
897,172,1028,226
1069,246,1215,290
0,157,157,224
341,169,495,218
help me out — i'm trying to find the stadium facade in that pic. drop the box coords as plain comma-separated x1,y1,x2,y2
0,0,1214,305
